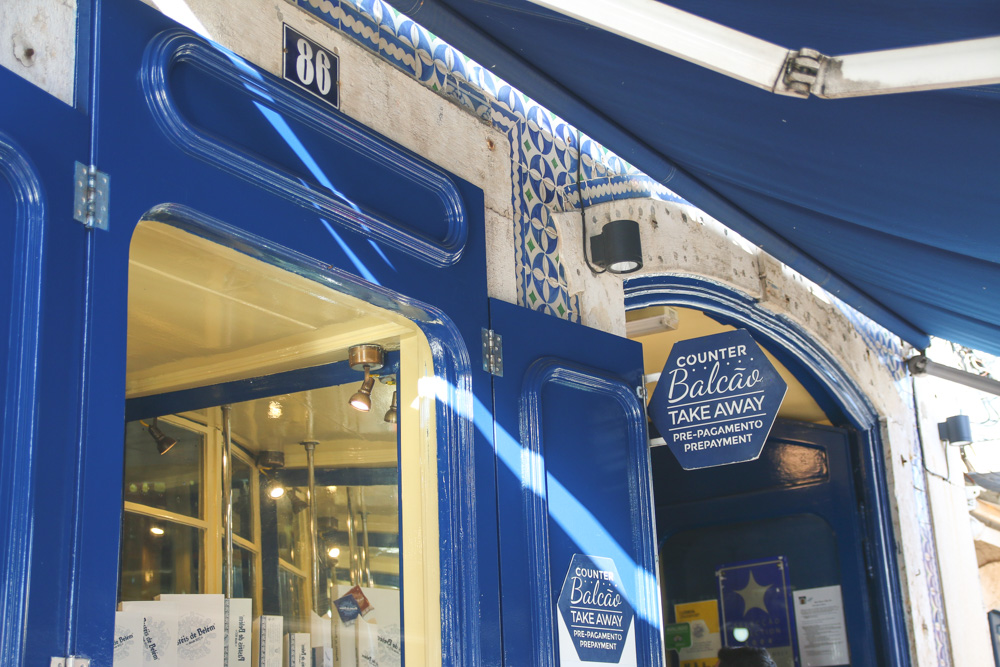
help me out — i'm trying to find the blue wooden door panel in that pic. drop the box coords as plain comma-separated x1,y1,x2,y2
0,67,91,666
32,1,499,664
489,298,662,667
654,419,878,666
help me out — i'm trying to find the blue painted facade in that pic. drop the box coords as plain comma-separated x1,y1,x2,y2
0,0,952,665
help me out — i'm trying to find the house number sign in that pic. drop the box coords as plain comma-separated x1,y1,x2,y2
283,24,339,108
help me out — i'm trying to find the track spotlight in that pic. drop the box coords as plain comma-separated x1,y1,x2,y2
146,418,177,455
350,376,376,412
348,344,385,413
384,390,398,424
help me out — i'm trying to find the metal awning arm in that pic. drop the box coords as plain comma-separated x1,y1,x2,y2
907,353,1000,397
814,36,1000,98
526,0,1000,99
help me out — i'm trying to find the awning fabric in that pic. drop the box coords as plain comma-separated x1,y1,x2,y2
398,0,1000,355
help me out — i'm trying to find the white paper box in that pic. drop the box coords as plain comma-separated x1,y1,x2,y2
284,633,311,667
113,611,144,667
119,601,179,667
309,612,331,648
253,615,283,667
312,647,333,667
156,594,225,667
226,598,253,666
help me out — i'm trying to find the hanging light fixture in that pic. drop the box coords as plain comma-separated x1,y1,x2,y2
146,418,177,456
589,219,643,274
348,344,385,412
384,390,398,424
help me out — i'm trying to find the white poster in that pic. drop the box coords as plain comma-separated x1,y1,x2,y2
792,586,849,667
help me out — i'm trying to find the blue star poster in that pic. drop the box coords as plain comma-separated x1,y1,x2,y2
716,557,799,666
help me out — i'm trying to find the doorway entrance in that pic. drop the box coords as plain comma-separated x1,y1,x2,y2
625,277,910,667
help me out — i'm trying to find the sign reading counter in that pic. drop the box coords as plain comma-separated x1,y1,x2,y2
648,330,787,470
556,554,636,665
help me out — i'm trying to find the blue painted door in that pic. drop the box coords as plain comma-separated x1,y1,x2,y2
488,298,662,667
0,68,91,666
6,1,500,664
653,419,879,667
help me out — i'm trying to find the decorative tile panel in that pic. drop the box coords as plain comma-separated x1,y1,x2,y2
296,0,686,323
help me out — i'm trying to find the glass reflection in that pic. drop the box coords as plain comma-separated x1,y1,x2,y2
119,513,203,601
232,455,253,540
123,420,203,518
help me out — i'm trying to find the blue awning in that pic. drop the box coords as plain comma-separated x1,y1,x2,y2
398,0,1000,355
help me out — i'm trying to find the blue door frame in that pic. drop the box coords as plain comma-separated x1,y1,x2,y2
0,67,91,666
624,274,912,666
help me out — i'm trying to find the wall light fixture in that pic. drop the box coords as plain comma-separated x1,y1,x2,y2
589,219,643,274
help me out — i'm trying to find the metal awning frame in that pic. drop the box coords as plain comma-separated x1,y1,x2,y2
907,354,1000,397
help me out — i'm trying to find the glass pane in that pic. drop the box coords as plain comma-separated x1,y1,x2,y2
261,472,402,659
278,567,308,633
232,544,258,617
118,512,203,602
661,514,844,667
232,455,253,540
316,484,401,592
274,488,309,568
123,419,203,518
123,222,440,667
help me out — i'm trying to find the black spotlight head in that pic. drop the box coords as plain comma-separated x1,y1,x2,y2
590,219,643,274
148,419,178,455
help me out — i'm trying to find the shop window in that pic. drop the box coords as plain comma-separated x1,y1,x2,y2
116,218,441,666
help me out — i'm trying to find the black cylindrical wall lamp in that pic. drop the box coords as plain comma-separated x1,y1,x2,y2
938,414,973,446
589,219,643,274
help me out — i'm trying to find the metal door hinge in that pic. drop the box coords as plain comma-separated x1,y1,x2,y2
482,328,503,377
73,161,109,231
51,658,90,667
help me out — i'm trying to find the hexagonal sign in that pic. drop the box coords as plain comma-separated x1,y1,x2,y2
556,554,635,664
648,330,787,470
